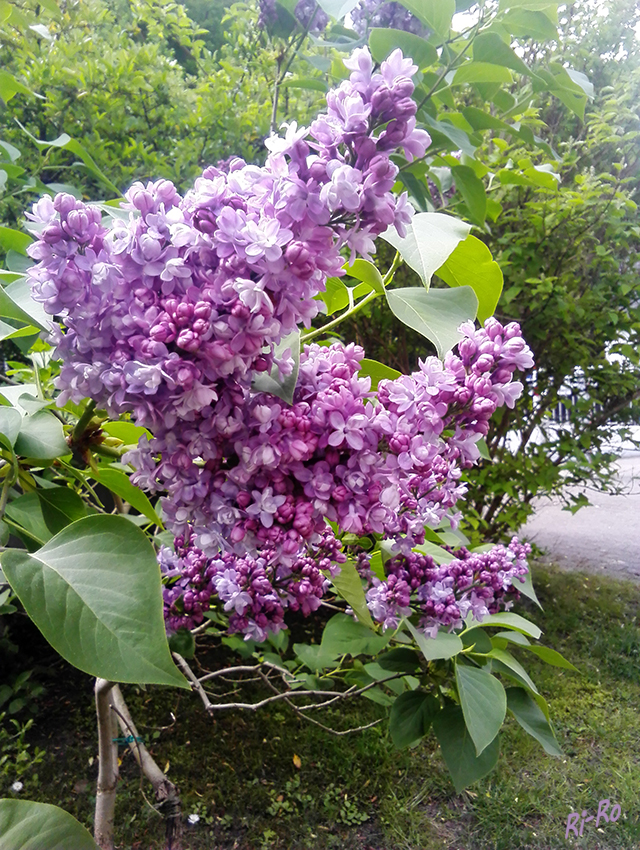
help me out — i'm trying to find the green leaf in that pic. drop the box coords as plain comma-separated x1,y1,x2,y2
460,627,492,654
470,612,542,639
0,320,39,342
320,613,389,657
0,71,36,104
472,32,532,76
420,113,477,157
0,799,99,850
506,687,562,756
413,539,455,564
377,647,421,673
0,277,48,330
433,706,500,792
451,165,487,225
326,558,375,628
461,106,513,134
368,549,385,580
315,0,359,20
499,0,558,11
455,663,507,756
364,662,404,693
436,234,503,323
369,28,438,69
0,227,32,256
90,467,162,527
251,330,300,404
358,359,401,390
362,685,394,706
0,140,21,162
37,0,61,16
397,0,455,37
453,62,513,86
0,407,22,450
492,629,530,647
5,487,87,546
488,648,539,693
477,437,490,460
522,645,578,671
503,9,559,41
385,286,478,358
1,515,189,688
294,643,339,672
168,628,196,660
345,259,385,294
100,421,151,445
319,277,350,314
532,63,588,119
389,690,439,748
14,411,68,460
511,568,542,608
382,212,471,287
405,620,463,661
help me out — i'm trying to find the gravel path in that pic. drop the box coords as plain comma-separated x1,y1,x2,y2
521,453,640,584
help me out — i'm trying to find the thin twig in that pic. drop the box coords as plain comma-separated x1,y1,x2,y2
197,663,263,684
285,697,383,736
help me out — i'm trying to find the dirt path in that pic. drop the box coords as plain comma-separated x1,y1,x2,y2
521,453,640,584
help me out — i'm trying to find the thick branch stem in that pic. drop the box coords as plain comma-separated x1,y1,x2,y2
94,679,118,850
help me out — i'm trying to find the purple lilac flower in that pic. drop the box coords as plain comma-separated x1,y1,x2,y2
350,0,429,38
364,538,532,634
161,528,345,638
151,324,532,634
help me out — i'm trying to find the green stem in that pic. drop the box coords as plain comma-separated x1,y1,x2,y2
301,252,402,344
301,289,381,344
0,474,12,523
93,444,126,460
72,399,97,442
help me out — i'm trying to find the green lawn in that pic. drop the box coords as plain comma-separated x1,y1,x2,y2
2,563,640,849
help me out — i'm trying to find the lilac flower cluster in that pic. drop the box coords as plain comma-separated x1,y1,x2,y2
258,0,330,33
154,322,532,633
160,527,345,639
350,0,429,38
363,538,532,634
27,48,427,429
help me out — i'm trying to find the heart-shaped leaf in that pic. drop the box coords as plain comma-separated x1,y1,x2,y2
2,515,188,688
386,286,478,357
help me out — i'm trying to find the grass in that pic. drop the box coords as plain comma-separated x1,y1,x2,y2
2,562,640,849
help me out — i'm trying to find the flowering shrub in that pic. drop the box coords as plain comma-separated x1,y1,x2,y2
0,2,582,843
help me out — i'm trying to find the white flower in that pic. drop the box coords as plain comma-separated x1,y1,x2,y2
187,813,200,825
11,781,24,793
